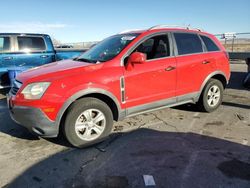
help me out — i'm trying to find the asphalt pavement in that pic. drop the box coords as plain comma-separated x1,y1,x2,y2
0,63,249,188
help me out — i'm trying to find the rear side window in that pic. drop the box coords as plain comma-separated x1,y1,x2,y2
174,33,203,55
0,37,10,53
17,36,46,52
200,35,220,52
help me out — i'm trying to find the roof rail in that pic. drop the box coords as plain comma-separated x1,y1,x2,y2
148,25,203,32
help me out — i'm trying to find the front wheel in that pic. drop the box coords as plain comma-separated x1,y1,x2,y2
197,79,224,112
63,97,113,148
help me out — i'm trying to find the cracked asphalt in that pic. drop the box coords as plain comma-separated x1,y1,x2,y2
0,63,250,188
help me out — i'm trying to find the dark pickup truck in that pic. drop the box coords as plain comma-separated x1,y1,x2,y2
0,33,86,88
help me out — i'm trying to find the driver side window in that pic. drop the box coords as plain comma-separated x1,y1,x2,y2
135,34,170,60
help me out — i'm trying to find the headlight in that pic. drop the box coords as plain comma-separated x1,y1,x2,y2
21,82,50,100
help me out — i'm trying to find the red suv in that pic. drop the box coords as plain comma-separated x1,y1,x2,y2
7,26,230,147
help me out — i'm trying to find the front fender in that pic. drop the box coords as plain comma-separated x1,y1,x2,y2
54,87,122,129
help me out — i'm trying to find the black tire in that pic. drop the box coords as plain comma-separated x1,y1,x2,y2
197,78,224,112
63,97,113,148
243,72,250,89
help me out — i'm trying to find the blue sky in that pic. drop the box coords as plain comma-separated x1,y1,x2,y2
1,0,250,43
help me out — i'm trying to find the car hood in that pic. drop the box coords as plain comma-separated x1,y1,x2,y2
16,59,96,83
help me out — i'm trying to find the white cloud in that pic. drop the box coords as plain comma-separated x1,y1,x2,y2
0,22,67,33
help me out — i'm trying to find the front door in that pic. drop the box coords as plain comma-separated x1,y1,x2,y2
123,34,177,114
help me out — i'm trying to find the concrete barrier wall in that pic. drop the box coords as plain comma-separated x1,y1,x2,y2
229,52,250,60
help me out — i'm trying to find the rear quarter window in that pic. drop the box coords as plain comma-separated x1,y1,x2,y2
200,35,220,52
17,36,46,52
174,33,203,55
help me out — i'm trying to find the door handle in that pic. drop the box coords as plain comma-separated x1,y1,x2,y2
40,55,49,58
165,66,176,71
3,56,13,60
202,60,210,64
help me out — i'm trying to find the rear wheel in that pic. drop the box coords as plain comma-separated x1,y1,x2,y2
63,97,113,148
197,79,224,112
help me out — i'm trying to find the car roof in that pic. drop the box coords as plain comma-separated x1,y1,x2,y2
121,27,211,36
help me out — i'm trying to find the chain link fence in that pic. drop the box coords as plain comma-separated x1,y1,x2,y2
55,41,98,49
215,32,250,52
55,32,250,52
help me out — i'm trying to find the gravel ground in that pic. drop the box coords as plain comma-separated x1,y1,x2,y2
0,63,249,188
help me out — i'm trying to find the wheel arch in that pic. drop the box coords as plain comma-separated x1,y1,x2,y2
197,71,228,101
55,88,123,134
210,74,227,89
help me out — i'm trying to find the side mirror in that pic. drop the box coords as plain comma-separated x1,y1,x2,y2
126,52,146,70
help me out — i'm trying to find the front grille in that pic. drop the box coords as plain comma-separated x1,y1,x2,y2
10,80,23,95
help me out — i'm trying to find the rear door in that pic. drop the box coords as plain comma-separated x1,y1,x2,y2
14,35,54,69
124,33,177,112
199,34,223,70
173,32,215,98
0,36,15,86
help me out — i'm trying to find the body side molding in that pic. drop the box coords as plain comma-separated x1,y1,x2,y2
126,92,199,117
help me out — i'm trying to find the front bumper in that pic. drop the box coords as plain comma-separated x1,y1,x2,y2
7,95,59,137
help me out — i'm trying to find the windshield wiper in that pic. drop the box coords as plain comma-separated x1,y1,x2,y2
75,58,96,63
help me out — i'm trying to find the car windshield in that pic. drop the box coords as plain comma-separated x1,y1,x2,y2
75,33,140,63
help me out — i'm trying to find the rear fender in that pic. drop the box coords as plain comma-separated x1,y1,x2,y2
196,71,228,102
